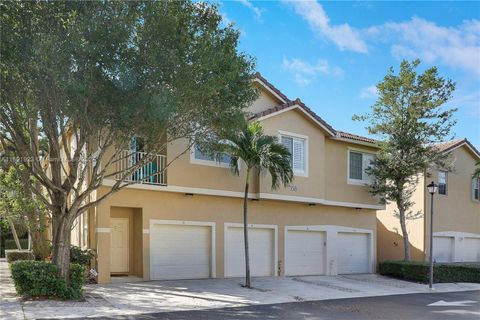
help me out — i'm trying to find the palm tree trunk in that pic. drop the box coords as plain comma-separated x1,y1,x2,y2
243,167,251,288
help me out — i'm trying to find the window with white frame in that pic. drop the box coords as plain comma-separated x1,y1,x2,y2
348,150,375,184
191,145,231,167
280,134,307,176
438,171,447,195
472,177,479,201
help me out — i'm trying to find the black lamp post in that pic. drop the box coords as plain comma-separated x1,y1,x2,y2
427,181,438,289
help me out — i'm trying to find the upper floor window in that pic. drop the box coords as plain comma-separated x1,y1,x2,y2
280,132,307,177
438,171,447,195
473,177,480,201
191,145,231,167
348,150,375,184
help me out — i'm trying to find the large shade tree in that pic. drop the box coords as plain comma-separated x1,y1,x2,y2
0,1,257,279
354,59,457,261
221,121,293,288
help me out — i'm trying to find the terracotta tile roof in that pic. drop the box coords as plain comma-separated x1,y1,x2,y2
337,131,377,144
254,72,291,103
250,98,336,136
435,138,480,157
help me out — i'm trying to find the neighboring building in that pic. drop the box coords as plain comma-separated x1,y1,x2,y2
71,73,386,283
377,139,480,263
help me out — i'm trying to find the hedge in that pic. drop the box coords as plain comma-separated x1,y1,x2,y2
10,261,86,299
5,250,35,262
379,260,480,283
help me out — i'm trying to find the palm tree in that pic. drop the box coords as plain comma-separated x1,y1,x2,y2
474,160,480,178
220,122,293,288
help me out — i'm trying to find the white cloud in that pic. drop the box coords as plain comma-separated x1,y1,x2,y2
283,57,344,86
236,0,263,20
368,17,480,75
447,90,480,118
360,85,378,99
286,0,368,53
286,1,480,75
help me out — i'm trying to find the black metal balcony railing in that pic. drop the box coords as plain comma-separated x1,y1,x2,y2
115,150,167,185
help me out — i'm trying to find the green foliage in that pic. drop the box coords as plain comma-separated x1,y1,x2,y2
353,60,457,260
6,250,35,262
1,0,256,277
379,260,480,283
70,245,94,266
10,261,86,299
220,121,294,189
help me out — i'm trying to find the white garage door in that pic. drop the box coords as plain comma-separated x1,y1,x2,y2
433,236,454,263
150,223,212,280
225,226,274,277
337,232,370,274
285,230,326,276
464,238,480,262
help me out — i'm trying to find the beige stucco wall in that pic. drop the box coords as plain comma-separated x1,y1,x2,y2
247,85,282,115
93,186,376,283
377,145,480,262
424,146,480,257
324,140,380,206
259,109,326,199
376,176,426,262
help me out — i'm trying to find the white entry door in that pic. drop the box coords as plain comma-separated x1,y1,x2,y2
433,236,454,263
285,229,326,276
111,218,129,273
225,225,275,277
150,222,213,280
464,238,480,262
337,232,370,274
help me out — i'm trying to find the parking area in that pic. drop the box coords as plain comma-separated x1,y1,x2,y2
1,259,479,319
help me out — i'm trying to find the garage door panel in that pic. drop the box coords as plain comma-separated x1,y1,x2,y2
433,236,454,263
464,238,480,262
150,223,212,280
337,232,370,274
225,226,274,277
285,230,325,276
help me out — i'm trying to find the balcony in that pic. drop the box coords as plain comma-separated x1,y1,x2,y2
114,150,167,186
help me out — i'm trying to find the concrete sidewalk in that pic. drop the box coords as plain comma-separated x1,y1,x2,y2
1,259,479,320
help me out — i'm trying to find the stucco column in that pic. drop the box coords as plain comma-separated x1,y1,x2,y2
95,203,111,284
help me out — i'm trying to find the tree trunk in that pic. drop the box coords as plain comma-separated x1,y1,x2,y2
30,205,51,260
397,200,411,261
51,215,72,281
8,220,21,250
243,168,251,288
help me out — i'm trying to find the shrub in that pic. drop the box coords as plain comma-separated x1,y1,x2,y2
379,260,480,283
70,245,94,266
10,261,86,299
6,250,35,262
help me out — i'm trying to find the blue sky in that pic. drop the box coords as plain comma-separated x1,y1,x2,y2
217,1,480,147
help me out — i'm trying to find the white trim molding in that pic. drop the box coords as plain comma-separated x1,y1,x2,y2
259,192,385,210
347,148,376,186
278,130,309,178
149,219,216,279
102,179,258,199
253,78,288,104
224,223,278,278
95,228,111,233
102,179,384,210
189,146,232,169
